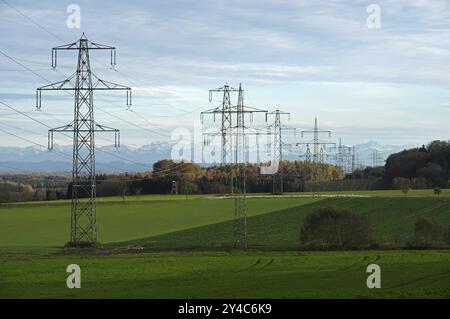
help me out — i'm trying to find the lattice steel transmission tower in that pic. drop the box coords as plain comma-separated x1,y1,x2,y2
233,84,247,248
36,33,131,246
372,150,383,167
266,109,295,194
329,138,354,173
297,117,334,181
201,83,267,248
201,84,239,164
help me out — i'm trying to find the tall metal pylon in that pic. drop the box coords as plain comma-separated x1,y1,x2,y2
297,117,334,181
201,84,239,164
266,109,295,194
372,150,383,167
328,137,354,173
36,33,131,246
201,83,267,248
234,84,247,249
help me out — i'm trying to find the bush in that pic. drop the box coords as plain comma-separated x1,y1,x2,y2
433,188,442,196
299,207,372,250
410,217,443,248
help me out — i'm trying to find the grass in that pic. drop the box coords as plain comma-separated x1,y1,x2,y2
119,197,450,250
1,192,450,298
1,250,449,298
0,197,319,246
288,189,450,198
1,188,447,209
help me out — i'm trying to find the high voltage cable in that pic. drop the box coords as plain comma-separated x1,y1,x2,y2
0,2,229,180
0,100,148,171
0,100,194,178
0,50,191,174
0,48,172,139
0,48,171,158
1,0,208,118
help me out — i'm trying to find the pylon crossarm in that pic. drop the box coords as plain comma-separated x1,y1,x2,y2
37,73,76,90
36,73,77,109
240,105,268,113
47,123,74,150
203,131,222,137
94,123,119,132
208,86,239,102
201,107,223,114
50,123,74,132
52,37,115,51
52,41,79,50
301,129,331,134
95,123,120,148
90,74,132,106
51,34,117,69
296,141,313,146
91,74,129,90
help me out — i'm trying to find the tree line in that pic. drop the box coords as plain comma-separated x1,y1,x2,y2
347,140,450,191
2,140,450,203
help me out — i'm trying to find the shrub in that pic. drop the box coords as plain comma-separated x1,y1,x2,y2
433,188,442,196
299,207,372,250
410,217,443,248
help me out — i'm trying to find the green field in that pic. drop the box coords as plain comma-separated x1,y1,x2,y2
0,192,449,298
1,251,449,299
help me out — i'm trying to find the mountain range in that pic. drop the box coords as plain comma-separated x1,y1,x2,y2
0,141,416,173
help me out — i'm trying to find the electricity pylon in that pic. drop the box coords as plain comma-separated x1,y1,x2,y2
36,33,131,246
328,138,353,173
297,117,334,181
266,109,295,194
201,84,239,164
372,150,383,167
234,85,247,249
201,83,267,248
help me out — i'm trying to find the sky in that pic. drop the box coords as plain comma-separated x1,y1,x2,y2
1,0,450,149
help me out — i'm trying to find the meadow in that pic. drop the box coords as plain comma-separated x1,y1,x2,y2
0,190,449,298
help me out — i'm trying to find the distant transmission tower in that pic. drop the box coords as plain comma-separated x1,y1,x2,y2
329,138,353,173
266,109,295,194
297,117,334,181
353,150,365,170
36,33,131,246
372,150,383,167
201,84,239,164
234,85,247,249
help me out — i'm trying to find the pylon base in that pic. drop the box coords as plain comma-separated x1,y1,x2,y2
65,241,102,249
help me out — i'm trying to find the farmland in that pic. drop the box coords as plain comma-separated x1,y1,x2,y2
0,191,449,298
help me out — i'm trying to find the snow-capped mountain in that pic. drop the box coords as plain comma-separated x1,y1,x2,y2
0,140,417,173
0,142,174,173
352,140,417,166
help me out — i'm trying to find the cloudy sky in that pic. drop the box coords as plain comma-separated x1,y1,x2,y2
1,0,450,149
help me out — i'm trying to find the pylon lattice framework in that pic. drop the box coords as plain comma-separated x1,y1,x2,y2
372,150,383,167
36,33,131,245
297,117,335,181
201,83,267,248
328,138,355,174
266,109,295,194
